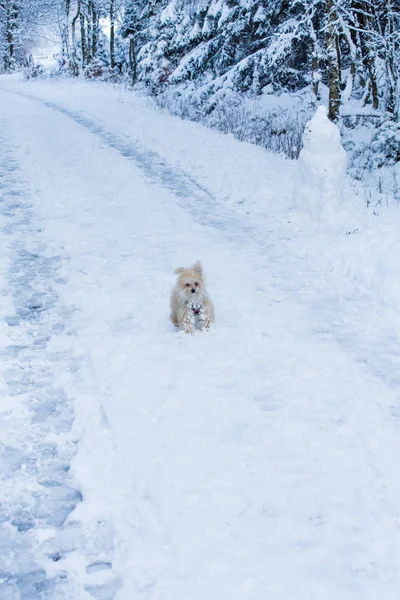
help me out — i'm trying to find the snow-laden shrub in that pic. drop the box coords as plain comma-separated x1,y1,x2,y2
207,94,306,159
84,58,123,83
157,87,308,160
52,56,77,77
368,121,400,169
84,58,105,79
23,62,45,80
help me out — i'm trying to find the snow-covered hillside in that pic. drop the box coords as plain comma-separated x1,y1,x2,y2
1,75,400,600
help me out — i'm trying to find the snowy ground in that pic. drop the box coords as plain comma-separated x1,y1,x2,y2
1,75,400,599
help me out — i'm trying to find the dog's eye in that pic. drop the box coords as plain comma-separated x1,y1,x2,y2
185,283,190,287
194,282,198,286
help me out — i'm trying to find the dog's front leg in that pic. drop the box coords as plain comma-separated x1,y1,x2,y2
182,323,195,334
182,311,195,334
199,307,211,331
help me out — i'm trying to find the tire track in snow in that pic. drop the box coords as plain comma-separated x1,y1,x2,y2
3,88,244,235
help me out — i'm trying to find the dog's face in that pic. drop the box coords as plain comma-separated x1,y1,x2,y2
174,261,205,304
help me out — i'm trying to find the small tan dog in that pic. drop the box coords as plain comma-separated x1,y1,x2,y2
170,261,215,333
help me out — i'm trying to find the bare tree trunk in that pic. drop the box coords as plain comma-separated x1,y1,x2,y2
71,0,80,75
110,0,115,69
385,54,396,116
335,34,342,88
92,2,99,59
326,0,341,121
350,59,356,87
310,20,320,101
61,0,71,58
383,0,396,115
4,1,12,71
80,10,87,67
87,0,93,64
129,35,137,84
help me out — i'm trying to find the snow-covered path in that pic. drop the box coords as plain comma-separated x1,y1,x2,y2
1,77,400,600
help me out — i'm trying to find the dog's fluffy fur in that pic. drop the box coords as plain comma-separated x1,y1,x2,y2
170,261,215,333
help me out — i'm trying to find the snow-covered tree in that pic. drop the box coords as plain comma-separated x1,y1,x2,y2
119,0,151,83
0,0,57,71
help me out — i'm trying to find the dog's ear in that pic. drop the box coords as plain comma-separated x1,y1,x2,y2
175,267,184,275
192,261,203,276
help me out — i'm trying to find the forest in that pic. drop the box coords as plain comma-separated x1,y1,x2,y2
1,1,400,169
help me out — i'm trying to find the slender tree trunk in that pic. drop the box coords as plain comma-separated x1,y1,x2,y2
61,0,71,58
129,35,137,84
110,0,115,69
365,54,378,109
350,60,356,87
80,10,87,67
383,0,396,115
71,0,81,75
310,20,320,101
335,34,342,88
385,57,396,116
355,29,367,89
4,1,12,71
342,13,357,89
87,0,93,64
385,52,395,116
326,0,341,121
91,2,99,58
353,0,379,109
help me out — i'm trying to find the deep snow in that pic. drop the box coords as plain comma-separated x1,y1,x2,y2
1,76,400,599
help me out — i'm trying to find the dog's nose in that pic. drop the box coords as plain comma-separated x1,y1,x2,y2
191,288,196,293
